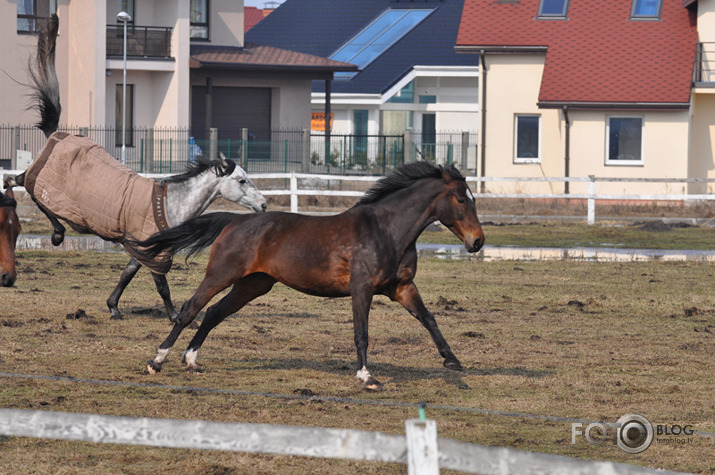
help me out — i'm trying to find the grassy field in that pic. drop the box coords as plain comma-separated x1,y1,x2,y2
0,250,713,473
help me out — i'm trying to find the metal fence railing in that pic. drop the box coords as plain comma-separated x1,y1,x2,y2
0,125,476,176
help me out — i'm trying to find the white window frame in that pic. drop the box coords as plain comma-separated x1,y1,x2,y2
514,114,541,164
605,115,644,167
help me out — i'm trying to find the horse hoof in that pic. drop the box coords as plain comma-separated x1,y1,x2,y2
444,358,463,371
363,377,383,392
51,233,64,246
146,360,162,374
110,313,124,321
186,365,203,374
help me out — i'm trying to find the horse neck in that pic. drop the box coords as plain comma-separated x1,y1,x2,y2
369,178,443,250
164,172,221,225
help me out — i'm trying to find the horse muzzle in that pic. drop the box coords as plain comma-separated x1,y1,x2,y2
464,233,485,253
1,270,16,287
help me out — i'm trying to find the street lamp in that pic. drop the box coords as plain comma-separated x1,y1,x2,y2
117,11,132,166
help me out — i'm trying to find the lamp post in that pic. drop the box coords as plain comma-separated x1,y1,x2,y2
117,11,132,166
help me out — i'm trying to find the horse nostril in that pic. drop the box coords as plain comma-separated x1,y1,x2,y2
261,203,268,212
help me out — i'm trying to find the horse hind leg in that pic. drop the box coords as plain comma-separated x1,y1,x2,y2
30,195,65,246
146,270,243,374
182,273,276,374
106,258,142,320
151,272,179,323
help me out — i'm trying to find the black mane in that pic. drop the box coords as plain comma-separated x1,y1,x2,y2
0,193,17,209
163,155,236,184
356,161,464,206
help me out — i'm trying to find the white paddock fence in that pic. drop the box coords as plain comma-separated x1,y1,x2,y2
241,173,715,225
0,409,685,474
2,170,714,225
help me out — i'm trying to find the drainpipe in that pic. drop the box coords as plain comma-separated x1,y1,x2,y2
325,79,332,167
479,50,487,193
563,105,570,195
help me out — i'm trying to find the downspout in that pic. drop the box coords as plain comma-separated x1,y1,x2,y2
325,79,332,166
563,105,570,195
479,50,487,193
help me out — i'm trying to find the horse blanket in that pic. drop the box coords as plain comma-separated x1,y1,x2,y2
24,132,172,274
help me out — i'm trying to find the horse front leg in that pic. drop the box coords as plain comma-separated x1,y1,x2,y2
393,281,462,371
107,258,142,320
31,196,65,246
151,272,178,322
351,280,381,391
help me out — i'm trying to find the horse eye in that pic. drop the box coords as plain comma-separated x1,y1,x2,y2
239,179,247,185
457,197,465,204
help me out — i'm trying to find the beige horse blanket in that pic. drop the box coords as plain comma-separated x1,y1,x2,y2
24,132,172,274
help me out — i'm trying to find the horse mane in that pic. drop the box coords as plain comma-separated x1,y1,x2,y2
355,161,464,206
0,193,17,209
162,155,237,184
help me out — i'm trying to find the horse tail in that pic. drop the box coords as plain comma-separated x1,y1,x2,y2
29,14,61,138
133,212,239,261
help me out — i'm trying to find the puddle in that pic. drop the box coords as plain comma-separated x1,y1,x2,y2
417,243,715,262
16,234,715,262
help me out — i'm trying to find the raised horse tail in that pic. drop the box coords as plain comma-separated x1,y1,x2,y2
132,212,239,261
29,14,61,138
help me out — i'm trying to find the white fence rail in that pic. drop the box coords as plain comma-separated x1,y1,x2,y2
0,409,684,474
3,170,714,225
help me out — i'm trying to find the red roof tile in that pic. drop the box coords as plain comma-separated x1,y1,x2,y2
245,7,266,32
456,0,698,107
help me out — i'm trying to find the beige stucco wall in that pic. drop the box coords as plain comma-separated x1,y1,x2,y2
691,94,715,189
208,0,243,47
481,53,696,195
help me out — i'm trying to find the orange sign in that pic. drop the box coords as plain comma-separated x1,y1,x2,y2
311,112,333,131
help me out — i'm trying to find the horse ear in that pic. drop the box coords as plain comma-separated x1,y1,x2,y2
218,152,229,169
439,165,454,183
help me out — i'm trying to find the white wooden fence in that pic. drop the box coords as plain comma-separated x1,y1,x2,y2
0,409,686,474
3,170,714,225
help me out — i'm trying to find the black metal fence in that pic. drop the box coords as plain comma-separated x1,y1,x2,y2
0,125,477,176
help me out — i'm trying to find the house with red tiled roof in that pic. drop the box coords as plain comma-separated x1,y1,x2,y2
456,0,715,195
244,7,267,32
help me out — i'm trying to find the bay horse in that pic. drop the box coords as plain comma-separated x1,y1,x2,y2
134,161,485,390
0,188,21,287
7,14,267,319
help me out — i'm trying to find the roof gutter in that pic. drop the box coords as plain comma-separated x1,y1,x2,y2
538,101,691,111
455,45,548,54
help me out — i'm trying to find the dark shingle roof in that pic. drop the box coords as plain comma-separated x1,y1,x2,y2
190,43,356,75
456,0,698,108
245,0,477,94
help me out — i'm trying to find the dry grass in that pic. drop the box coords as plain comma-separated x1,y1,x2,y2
0,251,713,473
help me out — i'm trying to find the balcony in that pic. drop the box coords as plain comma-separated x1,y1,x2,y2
694,42,715,87
106,25,172,59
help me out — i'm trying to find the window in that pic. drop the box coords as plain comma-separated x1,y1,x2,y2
116,0,134,23
353,110,369,167
631,0,661,19
191,0,209,40
537,0,569,18
419,95,437,104
386,81,414,104
515,115,540,163
17,0,57,33
606,117,643,165
330,9,432,78
115,84,134,147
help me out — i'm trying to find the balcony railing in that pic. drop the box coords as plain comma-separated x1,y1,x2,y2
106,24,172,59
694,42,715,85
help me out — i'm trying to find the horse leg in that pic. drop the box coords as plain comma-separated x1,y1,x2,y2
392,281,462,371
151,272,179,322
351,280,381,391
146,272,238,374
30,196,65,246
181,273,276,373
106,257,142,320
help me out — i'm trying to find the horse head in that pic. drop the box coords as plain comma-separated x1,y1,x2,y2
216,153,267,213
0,189,21,287
433,165,485,253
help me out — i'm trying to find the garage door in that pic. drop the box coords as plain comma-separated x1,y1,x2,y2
191,86,272,142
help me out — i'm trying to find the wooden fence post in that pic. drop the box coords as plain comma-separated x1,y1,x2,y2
405,418,439,475
209,127,218,161
587,175,596,225
290,172,298,213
